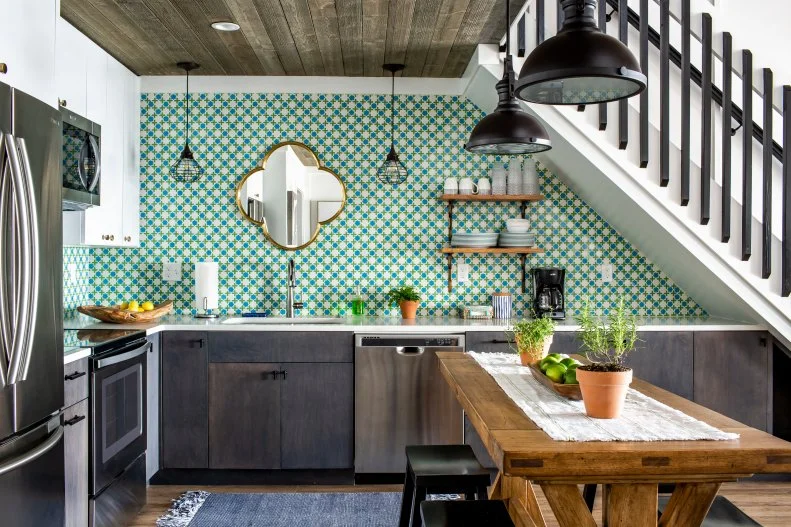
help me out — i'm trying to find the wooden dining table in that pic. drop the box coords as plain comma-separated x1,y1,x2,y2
437,352,791,527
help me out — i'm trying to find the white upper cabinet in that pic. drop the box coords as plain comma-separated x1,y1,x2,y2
85,44,108,125
122,72,141,246
54,18,88,115
0,0,56,106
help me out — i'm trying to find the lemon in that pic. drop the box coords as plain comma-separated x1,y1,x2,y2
545,363,567,383
128,301,140,311
141,301,155,311
119,301,129,310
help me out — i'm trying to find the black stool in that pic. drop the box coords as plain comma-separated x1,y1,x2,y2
398,445,492,527
420,500,515,527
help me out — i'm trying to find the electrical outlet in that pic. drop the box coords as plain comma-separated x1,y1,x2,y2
457,263,470,284
162,261,181,282
601,262,614,283
67,263,78,283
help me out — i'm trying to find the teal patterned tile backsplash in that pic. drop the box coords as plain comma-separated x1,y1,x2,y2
63,92,705,318
63,246,94,314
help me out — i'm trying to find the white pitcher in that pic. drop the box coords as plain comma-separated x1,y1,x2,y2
444,176,459,195
458,177,478,195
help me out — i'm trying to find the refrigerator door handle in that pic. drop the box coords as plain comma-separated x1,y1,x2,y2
0,137,10,387
14,137,38,381
0,425,63,476
3,132,31,386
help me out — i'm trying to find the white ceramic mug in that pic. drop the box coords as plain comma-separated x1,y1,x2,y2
458,177,478,195
444,177,459,194
477,177,491,195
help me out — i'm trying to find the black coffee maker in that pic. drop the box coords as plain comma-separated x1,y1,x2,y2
532,268,566,319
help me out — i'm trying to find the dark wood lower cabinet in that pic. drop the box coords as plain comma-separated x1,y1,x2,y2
209,363,281,469
64,399,88,527
693,331,770,431
161,331,208,469
625,332,694,400
281,363,353,469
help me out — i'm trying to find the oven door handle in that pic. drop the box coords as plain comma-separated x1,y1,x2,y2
95,342,150,370
0,425,63,476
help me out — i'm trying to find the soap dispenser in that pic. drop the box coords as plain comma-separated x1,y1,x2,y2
350,286,365,316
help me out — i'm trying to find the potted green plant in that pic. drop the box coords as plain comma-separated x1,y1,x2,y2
575,298,639,419
386,285,421,319
509,315,556,366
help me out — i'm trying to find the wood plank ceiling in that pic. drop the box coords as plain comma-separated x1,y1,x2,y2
61,0,519,77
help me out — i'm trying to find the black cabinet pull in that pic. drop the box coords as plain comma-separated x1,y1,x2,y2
195,338,205,348
269,370,279,380
64,415,86,427
281,370,287,380
488,339,515,344
64,371,86,381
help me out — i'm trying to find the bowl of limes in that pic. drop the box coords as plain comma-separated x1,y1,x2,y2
527,353,583,400
78,299,174,324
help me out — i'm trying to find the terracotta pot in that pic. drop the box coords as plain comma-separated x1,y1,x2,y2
399,300,420,319
516,335,553,365
576,367,633,419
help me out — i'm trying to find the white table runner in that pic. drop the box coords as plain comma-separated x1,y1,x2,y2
468,352,739,442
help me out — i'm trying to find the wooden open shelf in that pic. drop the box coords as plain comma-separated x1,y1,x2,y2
440,247,544,255
440,193,544,202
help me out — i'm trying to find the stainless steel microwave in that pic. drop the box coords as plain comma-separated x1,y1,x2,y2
61,108,101,210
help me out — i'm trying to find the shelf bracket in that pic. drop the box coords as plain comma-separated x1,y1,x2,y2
520,201,527,219
446,254,454,292
447,200,455,245
521,254,527,293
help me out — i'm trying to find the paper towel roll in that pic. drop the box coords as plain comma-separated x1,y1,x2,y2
195,262,219,311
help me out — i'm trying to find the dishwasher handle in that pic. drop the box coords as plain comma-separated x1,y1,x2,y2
395,346,425,356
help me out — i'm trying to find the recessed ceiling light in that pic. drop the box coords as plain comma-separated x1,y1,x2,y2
211,21,240,31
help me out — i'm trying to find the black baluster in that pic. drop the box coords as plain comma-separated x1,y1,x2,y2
639,0,648,167
618,0,628,150
783,86,791,297
660,0,670,187
680,0,691,205
557,0,563,32
700,14,712,225
722,33,733,242
763,69,773,278
518,14,526,57
536,0,545,44
742,50,753,261
598,0,607,130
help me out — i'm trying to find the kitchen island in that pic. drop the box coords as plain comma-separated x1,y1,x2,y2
438,352,791,526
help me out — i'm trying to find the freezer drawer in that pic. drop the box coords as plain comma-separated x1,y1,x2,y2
354,335,464,473
0,416,65,527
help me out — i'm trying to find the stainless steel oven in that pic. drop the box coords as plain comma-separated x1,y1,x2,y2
61,107,101,210
90,338,148,527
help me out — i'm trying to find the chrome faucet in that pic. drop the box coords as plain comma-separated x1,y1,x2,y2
286,258,303,318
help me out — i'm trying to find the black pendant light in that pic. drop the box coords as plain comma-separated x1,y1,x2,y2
515,0,646,105
376,63,408,186
465,0,551,154
170,62,204,183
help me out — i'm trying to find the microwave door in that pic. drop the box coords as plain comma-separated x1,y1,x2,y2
85,135,100,192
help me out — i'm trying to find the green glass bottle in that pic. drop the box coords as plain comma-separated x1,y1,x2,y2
351,286,365,316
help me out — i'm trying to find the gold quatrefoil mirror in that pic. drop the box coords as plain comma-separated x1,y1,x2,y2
236,142,346,250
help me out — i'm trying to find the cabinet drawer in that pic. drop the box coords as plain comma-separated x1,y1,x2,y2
209,332,353,363
64,399,89,527
466,331,578,355
64,358,89,408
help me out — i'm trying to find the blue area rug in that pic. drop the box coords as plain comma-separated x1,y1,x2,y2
157,491,405,527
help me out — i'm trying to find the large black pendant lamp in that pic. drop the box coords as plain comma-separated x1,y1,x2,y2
514,0,646,105
376,63,408,186
465,0,551,154
170,61,204,183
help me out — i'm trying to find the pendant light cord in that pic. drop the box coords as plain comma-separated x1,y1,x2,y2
390,69,395,148
185,68,190,147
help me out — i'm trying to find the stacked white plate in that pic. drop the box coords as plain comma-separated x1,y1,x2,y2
451,232,499,248
499,231,536,247
505,218,531,233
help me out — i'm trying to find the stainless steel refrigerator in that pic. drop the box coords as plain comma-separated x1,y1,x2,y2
0,80,65,526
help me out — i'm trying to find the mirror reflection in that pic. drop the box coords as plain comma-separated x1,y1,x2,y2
237,142,346,250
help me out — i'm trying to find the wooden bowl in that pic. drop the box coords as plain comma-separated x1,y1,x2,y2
77,300,174,324
527,362,582,400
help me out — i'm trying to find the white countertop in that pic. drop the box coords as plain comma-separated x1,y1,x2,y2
62,314,764,335
64,347,91,365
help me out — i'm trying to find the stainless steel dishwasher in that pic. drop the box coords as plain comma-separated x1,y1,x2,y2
354,334,465,474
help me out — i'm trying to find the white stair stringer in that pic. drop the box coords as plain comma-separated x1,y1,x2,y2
462,51,791,348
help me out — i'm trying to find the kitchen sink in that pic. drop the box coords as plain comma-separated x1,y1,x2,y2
222,317,345,325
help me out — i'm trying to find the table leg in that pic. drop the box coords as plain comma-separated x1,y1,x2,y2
602,483,658,527
658,482,721,527
499,476,546,527
489,472,503,500
539,483,597,527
